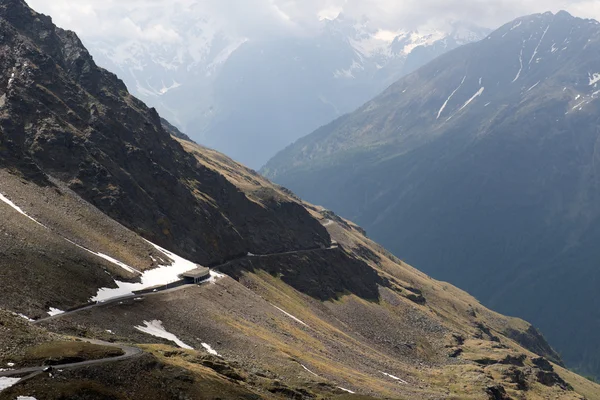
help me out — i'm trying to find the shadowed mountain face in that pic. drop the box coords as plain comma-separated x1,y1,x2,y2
264,11,600,378
0,0,330,267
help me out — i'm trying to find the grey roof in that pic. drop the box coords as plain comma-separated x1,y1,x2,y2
180,267,210,279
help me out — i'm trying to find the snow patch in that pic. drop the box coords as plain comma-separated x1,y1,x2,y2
513,47,523,83
400,30,447,55
527,81,540,92
459,87,485,111
301,364,320,377
206,38,249,76
572,100,586,110
0,377,20,392
63,238,140,276
437,75,466,119
203,270,225,285
380,371,408,384
17,397,38,400
92,241,203,302
158,80,181,95
17,313,34,322
201,343,220,356
338,387,355,394
510,21,522,31
47,308,65,317
589,72,600,86
135,320,193,350
0,192,44,227
95,253,140,275
272,305,309,327
334,60,364,79
528,25,550,67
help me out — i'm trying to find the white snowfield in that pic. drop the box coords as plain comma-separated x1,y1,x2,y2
201,343,220,357
47,308,65,317
380,371,409,384
459,87,485,112
95,253,141,275
134,320,193,350
527,81,541,92
0,377,20,392
92,241,219,302
437,75,466,119
272,305,309,327
589,72,600,86
528,25,550,67
513,47,524,82
301,364,320,377
298,363,357,393
17,397,38,400
17,313,34,322
63,237,140,276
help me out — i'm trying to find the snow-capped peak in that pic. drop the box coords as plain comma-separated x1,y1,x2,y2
326,15,487,61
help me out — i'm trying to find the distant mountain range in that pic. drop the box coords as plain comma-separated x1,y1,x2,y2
264,10,600,379
86,14,488,168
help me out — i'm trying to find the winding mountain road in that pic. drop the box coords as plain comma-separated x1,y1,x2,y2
3,231,340,392
34,243,339,325
0,339,142,380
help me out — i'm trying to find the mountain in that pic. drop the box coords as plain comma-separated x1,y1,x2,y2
263,10,600,380
0,1,598,399
86,13,488,168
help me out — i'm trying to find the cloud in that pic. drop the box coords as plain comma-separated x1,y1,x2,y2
25,0,600,42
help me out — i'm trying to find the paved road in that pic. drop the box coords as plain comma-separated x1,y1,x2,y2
35,244,339,325
34,283,197,325
0,339,142,379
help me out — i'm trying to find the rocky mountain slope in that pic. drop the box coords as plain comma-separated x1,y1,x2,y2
0,1,598,398
264,10,600,380
85,11,487,168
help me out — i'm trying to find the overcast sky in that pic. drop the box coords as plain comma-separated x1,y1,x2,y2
26,0,600,42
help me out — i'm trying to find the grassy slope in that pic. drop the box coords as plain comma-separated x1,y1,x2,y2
25,136,597,399
2,136,599,399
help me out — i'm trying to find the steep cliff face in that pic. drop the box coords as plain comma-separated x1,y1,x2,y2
0,0,330,266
